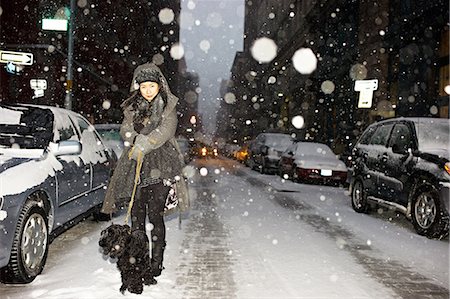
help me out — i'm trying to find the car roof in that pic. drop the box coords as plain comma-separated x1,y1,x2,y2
259,133,292,137
94,123,121,129
371,117,450,126
3,103,83,119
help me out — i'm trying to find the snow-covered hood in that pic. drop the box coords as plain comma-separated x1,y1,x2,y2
420,148,450,161
294,156,347,172
0,156,36,175
0,150,62,197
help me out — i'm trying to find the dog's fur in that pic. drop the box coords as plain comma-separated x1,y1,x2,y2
99,224,155,294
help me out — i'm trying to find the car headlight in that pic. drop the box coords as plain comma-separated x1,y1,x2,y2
445,162,450,175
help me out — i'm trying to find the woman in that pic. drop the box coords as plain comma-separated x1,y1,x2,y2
101,63,189,282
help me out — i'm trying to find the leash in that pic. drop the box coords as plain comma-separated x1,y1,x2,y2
125,149,143,224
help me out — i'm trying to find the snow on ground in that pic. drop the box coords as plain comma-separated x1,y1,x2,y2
1,157,448,298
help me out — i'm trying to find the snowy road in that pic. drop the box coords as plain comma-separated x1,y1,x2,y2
1,157,448,298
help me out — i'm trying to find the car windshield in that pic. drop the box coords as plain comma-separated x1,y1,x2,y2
265,135,293,148
97,128,122,142
415,120,450,152
0,106,54,149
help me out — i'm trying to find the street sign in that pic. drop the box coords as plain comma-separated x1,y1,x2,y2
355,79,378,108
30,79,48,90
354,79,378,91
42,19,68,31
357,90,374,108
0,50,33,65
5,62,24,75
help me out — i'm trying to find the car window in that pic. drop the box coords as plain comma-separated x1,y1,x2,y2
0,106,54,149
76,117,104,151
51,110,78,143
58,122,75,141
369,124,393,146
97,129,122,142
284,143,296,154
358,126,376,145
389,123,413,151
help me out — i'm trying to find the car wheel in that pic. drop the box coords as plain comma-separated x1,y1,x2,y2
351,179,369,213
259,160,266,174
0,200,49,283
411,184,449,239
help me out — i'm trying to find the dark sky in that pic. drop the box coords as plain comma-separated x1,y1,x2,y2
179,0,244,136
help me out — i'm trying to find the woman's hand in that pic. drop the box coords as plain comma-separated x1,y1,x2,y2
128,145,144,161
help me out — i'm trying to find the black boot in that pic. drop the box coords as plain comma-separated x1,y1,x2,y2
151,241,166,277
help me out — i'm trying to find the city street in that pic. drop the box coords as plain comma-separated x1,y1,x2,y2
1,158,448,299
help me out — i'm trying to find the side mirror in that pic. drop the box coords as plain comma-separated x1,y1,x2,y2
392,143,408,155
49,140,82,156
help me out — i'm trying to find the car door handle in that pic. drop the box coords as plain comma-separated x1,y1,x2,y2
84,165,91,173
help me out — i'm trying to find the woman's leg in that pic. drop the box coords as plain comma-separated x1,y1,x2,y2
145,182,170,276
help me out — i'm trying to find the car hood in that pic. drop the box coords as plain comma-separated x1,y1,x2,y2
420,148,450,161
0,156,37,174
0,150,63,197
294,156,347,172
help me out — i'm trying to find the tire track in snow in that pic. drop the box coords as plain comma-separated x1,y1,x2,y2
245,173,449,299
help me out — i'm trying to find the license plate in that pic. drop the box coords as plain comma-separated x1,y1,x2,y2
320,169,332,176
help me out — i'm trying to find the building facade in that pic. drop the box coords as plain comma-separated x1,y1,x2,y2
225,0,449,151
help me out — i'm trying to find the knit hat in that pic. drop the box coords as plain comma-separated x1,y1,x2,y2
135,68,162,85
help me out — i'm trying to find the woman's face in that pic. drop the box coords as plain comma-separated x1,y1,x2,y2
139,81,160,101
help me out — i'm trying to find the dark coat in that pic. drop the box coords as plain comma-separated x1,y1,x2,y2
101,63,189,215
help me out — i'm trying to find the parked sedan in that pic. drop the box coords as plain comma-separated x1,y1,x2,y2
0,104,115,283
349,117,450,239
279,141,348,186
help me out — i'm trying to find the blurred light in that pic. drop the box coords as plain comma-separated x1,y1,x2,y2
444,85,450,95
444,163,450,175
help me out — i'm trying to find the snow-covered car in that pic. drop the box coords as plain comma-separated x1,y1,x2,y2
247,133,294,173
94,123,124,159
278,141,348,186
0,104,115,283
349,117,450,239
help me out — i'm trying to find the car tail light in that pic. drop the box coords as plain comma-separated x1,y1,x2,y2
445,162,450,175
297,168,317,178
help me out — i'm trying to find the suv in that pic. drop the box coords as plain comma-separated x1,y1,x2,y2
349,117,449,239
247,133,294,174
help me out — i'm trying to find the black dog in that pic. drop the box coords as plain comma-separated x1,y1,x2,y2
99,224,156,294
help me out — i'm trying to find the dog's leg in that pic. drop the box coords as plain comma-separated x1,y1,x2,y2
120,272,128,294
127,268,144,294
